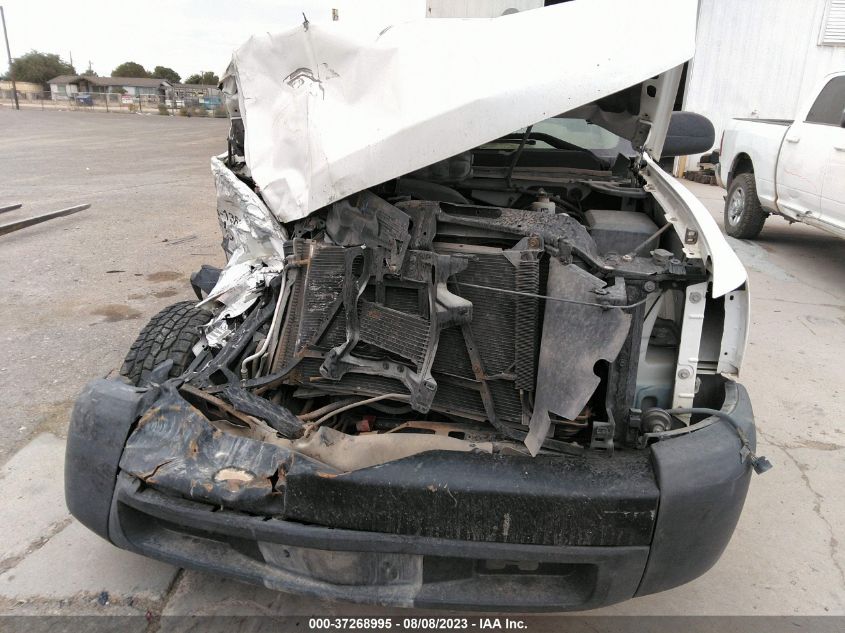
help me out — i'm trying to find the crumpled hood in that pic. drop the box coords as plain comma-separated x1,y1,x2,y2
224,0,697,223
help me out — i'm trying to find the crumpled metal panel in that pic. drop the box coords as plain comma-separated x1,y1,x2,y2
222,0,696,222
211,155,287,263
199,157,290,346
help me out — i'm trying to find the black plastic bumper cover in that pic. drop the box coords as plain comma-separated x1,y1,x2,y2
65,379,755,611
110,474,649,610
635,381,755,596
64,378,147,540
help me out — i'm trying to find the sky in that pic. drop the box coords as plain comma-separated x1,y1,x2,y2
0,0,425,79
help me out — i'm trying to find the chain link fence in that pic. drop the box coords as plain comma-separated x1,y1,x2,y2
0,89,227,117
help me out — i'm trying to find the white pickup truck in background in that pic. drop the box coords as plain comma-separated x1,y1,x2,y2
718,72,845,239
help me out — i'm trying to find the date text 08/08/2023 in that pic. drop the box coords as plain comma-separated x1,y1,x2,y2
308,618,529,630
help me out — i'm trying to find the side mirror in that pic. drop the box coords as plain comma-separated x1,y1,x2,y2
662,111,715,157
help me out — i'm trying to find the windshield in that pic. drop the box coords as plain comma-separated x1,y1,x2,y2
535,118,633,155
483,117,635,162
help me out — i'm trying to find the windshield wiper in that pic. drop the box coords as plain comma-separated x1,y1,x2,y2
505,125,533,188
497,130,608,172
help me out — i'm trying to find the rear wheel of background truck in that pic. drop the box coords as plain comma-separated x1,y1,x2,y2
724,173,767,239
119,300,210,386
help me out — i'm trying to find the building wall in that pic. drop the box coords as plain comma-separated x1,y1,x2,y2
684,0,845,162
0,81,42,94
50,83,78,98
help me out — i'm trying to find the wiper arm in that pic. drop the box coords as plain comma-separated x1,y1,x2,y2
505,125,532,189
498,130,608,171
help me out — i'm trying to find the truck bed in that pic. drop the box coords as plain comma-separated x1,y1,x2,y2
720,117,791,210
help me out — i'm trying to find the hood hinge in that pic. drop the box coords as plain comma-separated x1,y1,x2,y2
631,119,652,154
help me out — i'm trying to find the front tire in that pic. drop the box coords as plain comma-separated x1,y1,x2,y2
120,301,210,386
724,173,767,239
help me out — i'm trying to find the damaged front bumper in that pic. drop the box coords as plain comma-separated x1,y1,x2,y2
65,376,755,611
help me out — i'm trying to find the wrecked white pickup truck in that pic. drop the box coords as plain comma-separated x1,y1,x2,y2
65,0,769,611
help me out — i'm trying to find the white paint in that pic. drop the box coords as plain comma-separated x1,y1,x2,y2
426,0,543,18
718,289,749,376
774,72,845,221
719,71,845,238
719,120,786,211
226,0,697,223
672,281,708,413
642,154,748,298
821,128,845,231
776,122,829,220
210,155,287,263
198,156,289,348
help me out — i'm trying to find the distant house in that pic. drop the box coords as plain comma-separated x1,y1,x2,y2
47,75,172,101
47,75,79,99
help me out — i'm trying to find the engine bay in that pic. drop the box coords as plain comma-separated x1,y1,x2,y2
178,135,718,462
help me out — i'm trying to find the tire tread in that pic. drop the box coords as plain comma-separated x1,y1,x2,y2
119,301,211,386
725,172,767,239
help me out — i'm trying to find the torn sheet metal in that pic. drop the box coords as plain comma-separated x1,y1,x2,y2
525,260,631,456
196,256,285,349
198,157,290,346
211,155,287,262
224,0,696,222
198,258,283,316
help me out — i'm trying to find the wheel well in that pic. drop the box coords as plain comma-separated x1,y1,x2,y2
728,153,753,188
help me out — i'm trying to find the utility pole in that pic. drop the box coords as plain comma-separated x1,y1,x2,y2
1,6,19,110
